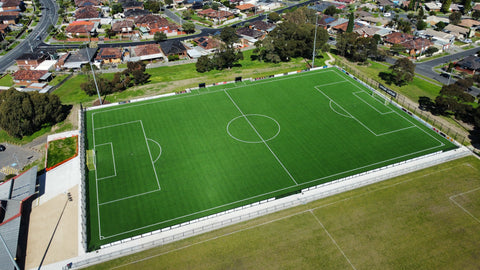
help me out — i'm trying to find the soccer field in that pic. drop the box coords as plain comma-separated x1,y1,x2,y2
84,67,457,249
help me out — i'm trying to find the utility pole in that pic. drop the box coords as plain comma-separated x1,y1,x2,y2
85,47,102,105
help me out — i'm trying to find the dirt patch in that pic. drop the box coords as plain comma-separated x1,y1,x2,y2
25,185,78,269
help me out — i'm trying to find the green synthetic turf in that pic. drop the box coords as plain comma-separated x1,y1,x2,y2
85,68,457,250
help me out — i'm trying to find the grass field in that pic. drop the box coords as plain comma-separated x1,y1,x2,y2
85,67,457,250
86,155,480,270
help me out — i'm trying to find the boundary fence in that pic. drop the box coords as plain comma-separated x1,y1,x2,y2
70,65,472,269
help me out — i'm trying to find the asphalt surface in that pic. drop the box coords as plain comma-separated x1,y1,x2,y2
0,0,58,72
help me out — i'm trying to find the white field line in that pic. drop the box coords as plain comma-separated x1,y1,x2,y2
99,189,160,206
108,163,473,269
352,91,393,115
329,100,351,118
88,69,337,118
331,69,445,146
309,210,356,270
110,210,315,269
92,112,103,238
94,120,141,130
88,68,448,240
95,143,117,181
224,90,298,185
147,138,162,163
140,121,161,190
449,186,480,225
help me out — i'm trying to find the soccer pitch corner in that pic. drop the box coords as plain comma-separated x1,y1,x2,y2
81,67,459,250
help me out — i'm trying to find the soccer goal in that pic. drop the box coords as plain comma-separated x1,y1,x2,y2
371,90,390,106
86,149,96,171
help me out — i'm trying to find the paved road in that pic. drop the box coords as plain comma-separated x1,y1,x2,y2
0,0,58,73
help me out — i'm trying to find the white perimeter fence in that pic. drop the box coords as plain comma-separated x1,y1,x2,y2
71,65,473,269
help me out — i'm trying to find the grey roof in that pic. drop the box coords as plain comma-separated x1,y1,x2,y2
457,55,480,70
0,215,21,270
0,166,37,270
10,166,37,200
159,40,186,55
64,48,97,67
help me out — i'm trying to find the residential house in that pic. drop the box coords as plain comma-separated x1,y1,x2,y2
62,48,97,69
325,18,348,33
360,16,390,27
418,28,454,50
124,9,151,19
474,3,480,11
250,20,275,33
425,15,449,26
129,44,164,61
355,10,372,19
317,15,336,29
134,14,180,35
424,2,441,11
159,40,188,59
377,0,393,10
354,24,390,37
95,47,123,64
236,27,264,46
0,23,8,34
197,9,235,23
337,0,355,4
331,21,364,34
455,55,480,74
74,0,100,8
12,70,52,86
15,52,47,70
384,32,433,56
236,3,255,13
459,19,480,29
444,24,473,39
183,0,203,8
111,20,134,34
122,0,143,10
0,0,23,12
450,3,463,12
309,1,346,12
358,3,377,11
75,6,101,20
0,13,17,24
65,20,98,37
193,36,220,51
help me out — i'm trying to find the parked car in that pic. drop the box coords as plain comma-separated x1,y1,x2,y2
0,144,5,151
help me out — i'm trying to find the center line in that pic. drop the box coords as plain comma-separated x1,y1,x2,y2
224,90,298,185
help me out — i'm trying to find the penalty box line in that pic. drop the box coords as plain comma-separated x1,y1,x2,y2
94,142,117,181
449,186,480,225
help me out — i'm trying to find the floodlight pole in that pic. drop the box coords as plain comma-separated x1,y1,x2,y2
312,12,318,68
85,47,102,105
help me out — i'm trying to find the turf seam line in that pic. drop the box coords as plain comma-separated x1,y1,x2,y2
449,186,480,225
94,119,142,130
223,89,298,185
99,189,160,206
91,111,103,238
309,210,357,270
95,143,117,181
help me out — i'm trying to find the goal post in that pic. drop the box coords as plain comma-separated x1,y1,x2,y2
86,149,96,170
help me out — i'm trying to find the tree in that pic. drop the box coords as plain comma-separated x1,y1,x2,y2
417,7,425,20
346,12,354,33
182,22,195,34
436,21,447,31
449,11,462,24
464,0,472,14
473,10,480,20
144,0,161,13
441,0,452,13
389,58,415,86
182,9,193,20
416,19,427,30
105,28,116,38
425,46,439,56
219,26,239,48
211,2,219,10
125,61,150,85
165,0,173,5
196,55,213,73
397,19,412,33
390,43,406,55
154,31,167,42
268,12,281,22
324,5,337,16
0,88,68,138
111,3,123,15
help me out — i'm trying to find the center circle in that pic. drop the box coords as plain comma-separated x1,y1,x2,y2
226,114,280,144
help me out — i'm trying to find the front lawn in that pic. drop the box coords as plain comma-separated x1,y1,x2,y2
0,74,13,87
46,136,78,169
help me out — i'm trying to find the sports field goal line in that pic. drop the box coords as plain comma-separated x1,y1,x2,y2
352,91,393,115
94,142,117,181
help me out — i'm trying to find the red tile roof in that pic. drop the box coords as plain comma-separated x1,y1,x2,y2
95,47,122,60
133,44,162,56
13,70,47,81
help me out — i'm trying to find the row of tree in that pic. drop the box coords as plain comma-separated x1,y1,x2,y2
80,61,150,96
419,77,480,129
0,89,69,138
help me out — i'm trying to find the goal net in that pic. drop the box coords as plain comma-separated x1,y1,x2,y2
86,149,96,170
